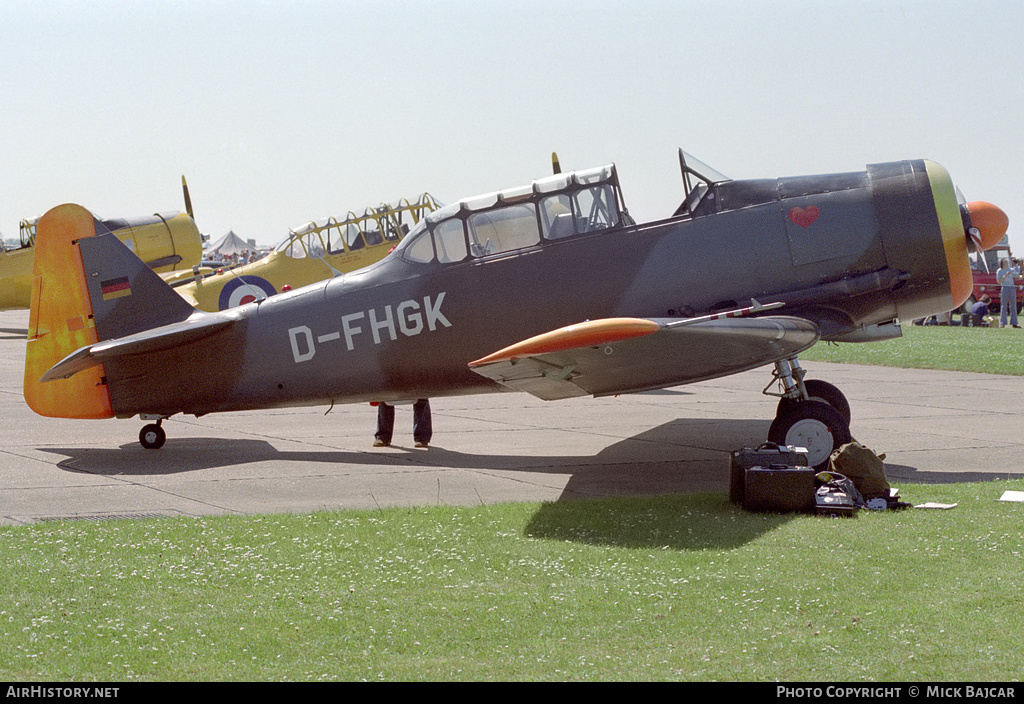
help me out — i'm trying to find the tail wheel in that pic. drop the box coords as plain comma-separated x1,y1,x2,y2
768,399,851,470
139,423,166,450
776,379,851,425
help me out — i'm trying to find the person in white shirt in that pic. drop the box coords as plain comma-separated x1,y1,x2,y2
995,258,1021,328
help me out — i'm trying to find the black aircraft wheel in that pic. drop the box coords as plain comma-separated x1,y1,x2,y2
139,424,166,450
776,379,851,426
768,399,851,470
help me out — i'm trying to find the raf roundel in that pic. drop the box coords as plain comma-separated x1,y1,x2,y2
218,276,277,310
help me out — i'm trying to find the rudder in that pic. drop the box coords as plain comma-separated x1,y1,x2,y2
24,204,113,418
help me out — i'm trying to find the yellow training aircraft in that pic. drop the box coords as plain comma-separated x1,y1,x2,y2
1,212,202,311
1,177,203,310
176,193,440,311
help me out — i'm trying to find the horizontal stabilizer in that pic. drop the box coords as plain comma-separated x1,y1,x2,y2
41,314,235,382
469,315,820,400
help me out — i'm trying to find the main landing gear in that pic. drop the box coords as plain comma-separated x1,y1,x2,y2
765,358,851,469
139,417,167,450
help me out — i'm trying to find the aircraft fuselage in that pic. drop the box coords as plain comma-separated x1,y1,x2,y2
97,159,965,419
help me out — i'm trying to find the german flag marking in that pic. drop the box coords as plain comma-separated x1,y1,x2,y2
101,276,131,301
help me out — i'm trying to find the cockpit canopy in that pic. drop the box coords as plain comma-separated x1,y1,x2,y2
674,150,731,217
397,165,629,264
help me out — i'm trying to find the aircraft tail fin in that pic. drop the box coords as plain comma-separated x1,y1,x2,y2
24,204,195,419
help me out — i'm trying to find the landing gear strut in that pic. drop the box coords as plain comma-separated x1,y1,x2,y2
765,357,851,469
139,418,167,450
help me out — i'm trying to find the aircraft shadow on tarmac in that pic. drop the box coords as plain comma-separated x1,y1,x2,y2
43,418,770,486
41,417,1017,499
38,416,1024,552
0,327,27,340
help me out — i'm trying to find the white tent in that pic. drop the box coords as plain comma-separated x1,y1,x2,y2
205,230,251,257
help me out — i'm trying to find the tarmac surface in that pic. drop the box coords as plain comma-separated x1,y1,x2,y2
1,308,1022,526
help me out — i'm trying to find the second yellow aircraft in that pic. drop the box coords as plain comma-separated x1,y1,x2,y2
176,194,440,311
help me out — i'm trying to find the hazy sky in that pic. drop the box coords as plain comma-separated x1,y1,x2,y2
2,0,1021,250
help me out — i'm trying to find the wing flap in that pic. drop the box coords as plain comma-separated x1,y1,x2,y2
469,315,820,400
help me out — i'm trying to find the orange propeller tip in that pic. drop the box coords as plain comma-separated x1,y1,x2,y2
967,201,1009,251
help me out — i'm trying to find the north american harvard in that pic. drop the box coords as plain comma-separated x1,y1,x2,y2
23,150,1008,468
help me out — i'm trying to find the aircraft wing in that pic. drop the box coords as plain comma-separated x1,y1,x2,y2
468,315,820,400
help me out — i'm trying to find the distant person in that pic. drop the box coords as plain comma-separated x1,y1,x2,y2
996,258,1021,328
373,399,432,448
968,294,992,326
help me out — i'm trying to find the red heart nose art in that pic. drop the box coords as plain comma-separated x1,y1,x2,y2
788,206,820,228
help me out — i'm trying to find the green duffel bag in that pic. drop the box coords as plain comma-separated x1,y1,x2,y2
828,442,890,500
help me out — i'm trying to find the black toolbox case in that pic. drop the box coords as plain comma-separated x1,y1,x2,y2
743,465,817,513
730,443,809,506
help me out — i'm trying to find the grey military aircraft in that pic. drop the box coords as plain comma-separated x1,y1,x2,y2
24,151,1008,468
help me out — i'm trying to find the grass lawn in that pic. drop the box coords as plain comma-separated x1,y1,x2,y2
2,483,1023,682
800,322,1024,376
3,317,1022,682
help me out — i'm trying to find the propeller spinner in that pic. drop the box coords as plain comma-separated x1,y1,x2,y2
963,200,1008,253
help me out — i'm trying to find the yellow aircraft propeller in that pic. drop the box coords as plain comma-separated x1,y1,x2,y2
182,175,195,220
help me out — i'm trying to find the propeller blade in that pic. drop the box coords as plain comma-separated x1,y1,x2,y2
956,190,1007,275
182,176,194,220
551,152,561,175
970,227,990,273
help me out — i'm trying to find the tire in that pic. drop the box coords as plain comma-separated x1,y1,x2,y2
776,379,851,425
139,424,166,450
768,399,851,470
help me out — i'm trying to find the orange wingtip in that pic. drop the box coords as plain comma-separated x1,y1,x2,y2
469,318,659,367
